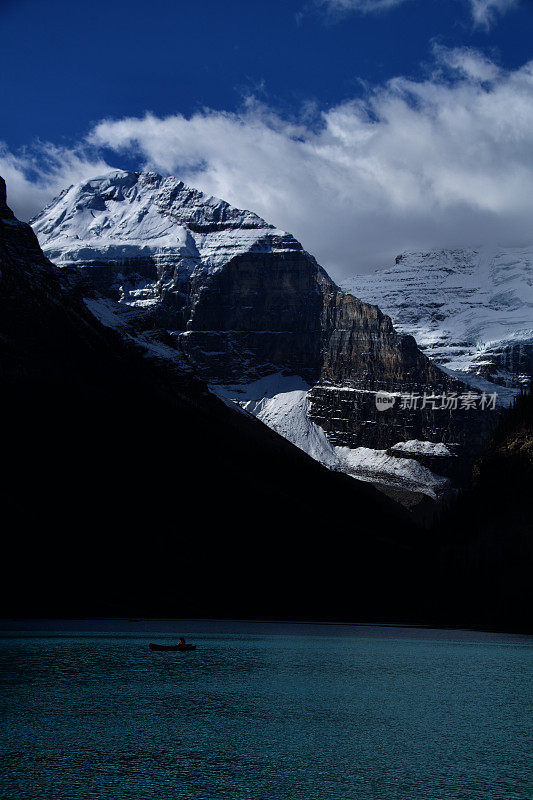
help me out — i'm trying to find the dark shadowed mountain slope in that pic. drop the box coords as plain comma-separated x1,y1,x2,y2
0,175,424,622
1,176,528,630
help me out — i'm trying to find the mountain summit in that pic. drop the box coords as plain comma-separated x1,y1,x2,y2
32,169,288,280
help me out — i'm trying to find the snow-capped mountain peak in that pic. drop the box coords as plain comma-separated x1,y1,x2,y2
31,170,295,277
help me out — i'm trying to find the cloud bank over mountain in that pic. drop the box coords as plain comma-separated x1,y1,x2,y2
2,48,532,278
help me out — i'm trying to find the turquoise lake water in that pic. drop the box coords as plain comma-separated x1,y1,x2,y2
0,621,531,799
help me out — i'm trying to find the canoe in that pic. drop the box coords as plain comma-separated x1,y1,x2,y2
149,643,196,652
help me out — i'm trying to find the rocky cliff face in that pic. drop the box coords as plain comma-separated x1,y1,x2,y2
31,171,498,487
181,248,325,383
306,272,496,457
307,385,491,456
317,270,447,391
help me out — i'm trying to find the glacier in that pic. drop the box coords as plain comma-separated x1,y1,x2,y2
342,247,533,391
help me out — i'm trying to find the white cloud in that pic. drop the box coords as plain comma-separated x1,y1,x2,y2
0,141,114,222
3,50,533,279
434,45,501,81
469,0,519,29
315,0,519,27
88,53,533,277
314,0,408,13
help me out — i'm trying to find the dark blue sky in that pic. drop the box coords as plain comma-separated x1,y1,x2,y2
1,0,531,154
1,0,532,273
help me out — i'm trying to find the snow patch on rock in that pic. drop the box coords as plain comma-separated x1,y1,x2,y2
212,373,451,498
84,296,131,329
389,440,455,457
212,374,339,468
335,447,450,497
